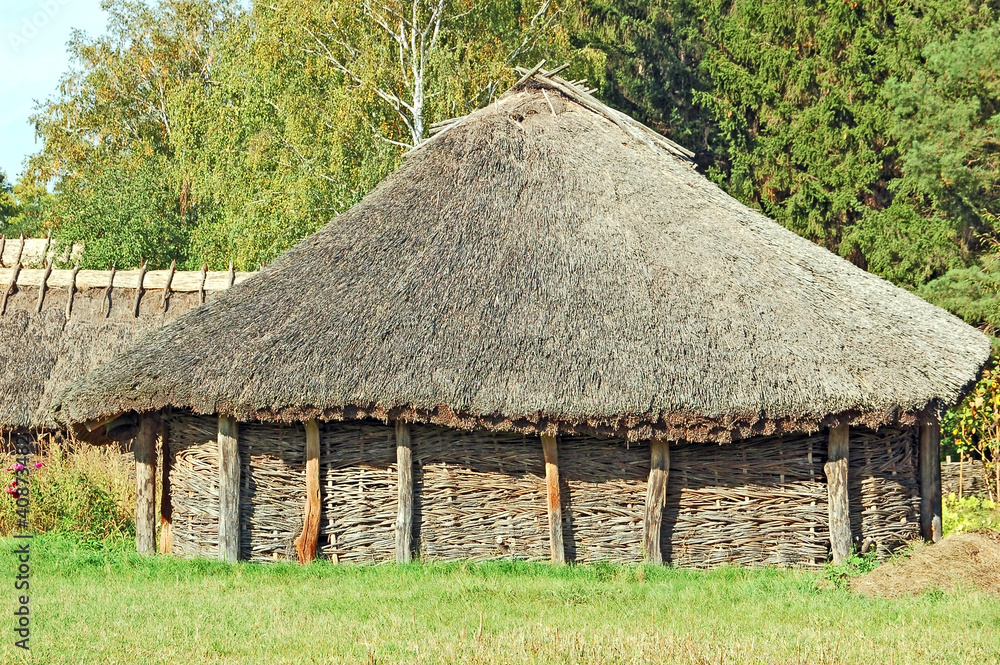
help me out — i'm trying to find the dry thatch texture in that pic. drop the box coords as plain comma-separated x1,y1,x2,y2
0,268,251,430
164,414,923,567
942,459,990,498
852,532,1000,597
59,74,989,442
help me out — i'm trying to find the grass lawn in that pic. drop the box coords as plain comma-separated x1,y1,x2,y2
2,535,998,664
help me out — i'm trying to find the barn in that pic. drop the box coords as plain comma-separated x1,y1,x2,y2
56,69,989,567
0,242,251,451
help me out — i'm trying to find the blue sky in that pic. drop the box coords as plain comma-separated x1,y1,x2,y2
0,0,108,181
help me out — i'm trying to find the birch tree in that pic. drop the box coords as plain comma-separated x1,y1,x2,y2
303,0,563,148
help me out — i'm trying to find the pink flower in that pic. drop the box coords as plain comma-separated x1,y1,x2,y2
33,462,43,469
11,463,25,472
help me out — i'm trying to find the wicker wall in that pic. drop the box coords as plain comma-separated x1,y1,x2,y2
164,414,923,566
941,459,990,498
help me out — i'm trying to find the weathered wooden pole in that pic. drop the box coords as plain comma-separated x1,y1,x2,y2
919,418,943,543
395,421,414,563
218,415,240,563
134,412,160,556
643,439,670,564
825,423,851,565
295,419,322,563
158,419,173,555
541,433,565,564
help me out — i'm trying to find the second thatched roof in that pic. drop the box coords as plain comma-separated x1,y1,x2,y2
56,72,990,442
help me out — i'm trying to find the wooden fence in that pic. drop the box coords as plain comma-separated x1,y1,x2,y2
159,413,926,567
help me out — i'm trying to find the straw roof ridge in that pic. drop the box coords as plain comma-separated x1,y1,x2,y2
0,268,251,430
55,73,990,442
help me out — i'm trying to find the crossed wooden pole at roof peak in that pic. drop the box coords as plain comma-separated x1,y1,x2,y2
0,257,248,320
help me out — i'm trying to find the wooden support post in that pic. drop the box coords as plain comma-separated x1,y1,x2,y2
395,421,413,563
295,420,322,564
65,263,79,320
132,261,147,317
541,433,565,564
198,264,208,304
158,420,172,555
1,262,21,316
825,423,851,565
218,415,240,563
643,439,670,564
34,259,53,313
160,259,175,311
920,418,943,543
134,412,159,556
103,265,116,317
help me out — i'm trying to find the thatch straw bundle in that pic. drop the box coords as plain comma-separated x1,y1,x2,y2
56,73,988,442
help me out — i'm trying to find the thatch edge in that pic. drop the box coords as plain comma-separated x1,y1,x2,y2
58,395,951,444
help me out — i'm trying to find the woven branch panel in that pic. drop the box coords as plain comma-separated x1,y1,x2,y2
412,425,549,561
559,435,649,563
942,459,990,498
664,432,830,568
239,422,306,562
167,414,219,558
848,427,920,554
318,422,397,564
163,413,924,567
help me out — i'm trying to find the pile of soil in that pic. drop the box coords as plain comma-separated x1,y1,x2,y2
851,531,1000,598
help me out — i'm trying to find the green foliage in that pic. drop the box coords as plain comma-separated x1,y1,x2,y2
943,365,1000,499
564,0,716,163
821,549,882,590
22,0,240,269
6,533,1000,663
15,0,1000,294
0,171,16,225
943,494,1000,535
51,156,194,269
921,253,1000,346
23,0,578,270
0,437,134,540
686,0,1000,286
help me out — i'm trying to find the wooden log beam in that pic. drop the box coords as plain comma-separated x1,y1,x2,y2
920,418,943,543
218,415,240,563
541,433,565,564
825,424,851,565
134,412,160,556
643,439,670,564
295,419,322,564
158,419,172,555
395,421,414,563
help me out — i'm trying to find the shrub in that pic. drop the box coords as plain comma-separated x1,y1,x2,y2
943,495,1000,536
0,434,134,539
946,366,1000,501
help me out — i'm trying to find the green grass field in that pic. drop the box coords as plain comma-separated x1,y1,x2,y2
2,535,998,664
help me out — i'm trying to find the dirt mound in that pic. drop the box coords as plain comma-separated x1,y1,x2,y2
852,532,1000,598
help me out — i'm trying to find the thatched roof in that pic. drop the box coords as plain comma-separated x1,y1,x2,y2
56,72,990,442
0,264,252,430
